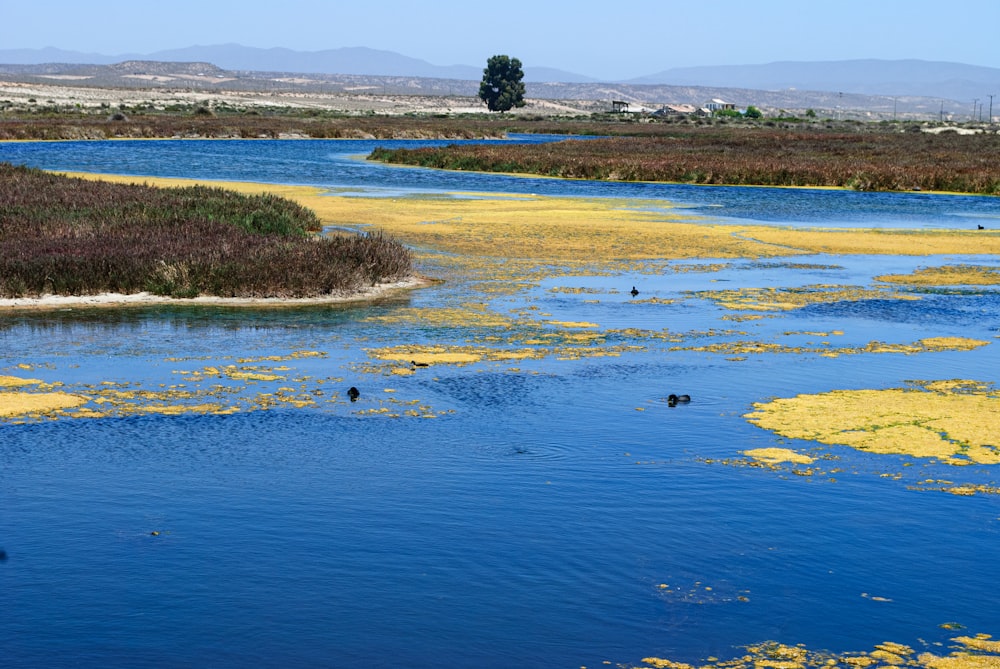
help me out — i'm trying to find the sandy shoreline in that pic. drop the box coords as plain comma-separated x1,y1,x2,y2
0,276,434,311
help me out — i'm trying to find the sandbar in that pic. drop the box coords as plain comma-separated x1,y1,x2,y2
0,277,432,312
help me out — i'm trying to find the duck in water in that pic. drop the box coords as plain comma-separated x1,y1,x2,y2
347,386,360,402
667,394,691,407
630,286,639,297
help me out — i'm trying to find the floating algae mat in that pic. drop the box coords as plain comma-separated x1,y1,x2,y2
696,284,920,312
876,264,1000,286
633,633,1000,669
0,373,88,417
56,172,1000,262
682,336,989,359
0,351,455,421
0,389,88,417
745,380,1000,465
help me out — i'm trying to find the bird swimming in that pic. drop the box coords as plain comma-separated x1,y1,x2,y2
978,224,986,230
411,360,429,367
630,286,639,297
347,386,360,402
667,393,691,407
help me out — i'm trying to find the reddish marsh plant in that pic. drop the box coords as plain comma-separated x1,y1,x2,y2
0,164,411,298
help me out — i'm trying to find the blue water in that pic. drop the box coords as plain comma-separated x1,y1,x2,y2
5,137,1000,228
1,139,999,668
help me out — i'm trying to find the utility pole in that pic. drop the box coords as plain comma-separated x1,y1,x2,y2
990,94,995,124
973,98,979,122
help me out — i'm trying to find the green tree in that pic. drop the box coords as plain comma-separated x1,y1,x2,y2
744,105,763,119
479,55,526,112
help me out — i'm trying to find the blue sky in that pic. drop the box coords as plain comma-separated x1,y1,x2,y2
4,0,998,80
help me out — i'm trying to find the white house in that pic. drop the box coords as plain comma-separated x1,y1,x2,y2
705,99,736,112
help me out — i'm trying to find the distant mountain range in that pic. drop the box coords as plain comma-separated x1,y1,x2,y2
2,44,999,101
630,59,1000,102
0,44,596,84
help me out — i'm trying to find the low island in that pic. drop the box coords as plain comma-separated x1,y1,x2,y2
0,163,416,308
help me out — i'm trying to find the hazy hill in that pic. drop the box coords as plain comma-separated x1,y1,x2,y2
0,46,129,66
0,44,595,84
3,45,997,99
630,59,1000,102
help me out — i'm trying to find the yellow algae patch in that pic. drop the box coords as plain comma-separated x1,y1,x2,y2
954,636,1000,654
0,357,422,421
545,320,599,328
178,364,286,382
304,191,783,261
922,379,993,394
876,643,915,657
921,655,1000,669
870,649,908,665
225,370,283,382
745,381,1000,465
60,174,1000,262
632,297,676,305
877,265,1000,286
698,285,918,312
920,651,1000,669
549,286,604,294
627,633,1000,669
369,346,484,366
722,313,768,322
744,642,809,669
57,171,331,204
237,350,328,363
742,226,1000,257
0,375,45,387
0,391,88,416
743,448,815,464
364,306,516,329
132,403,229,416
918,337,990,351
683,336,987,358
641,660,694,669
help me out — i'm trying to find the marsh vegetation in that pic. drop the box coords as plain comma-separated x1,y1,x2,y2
0,163,411,298
371,128,1000,194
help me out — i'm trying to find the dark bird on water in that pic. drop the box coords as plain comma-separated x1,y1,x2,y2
978,224,986,230
667,393,691,407
411,360,429,367
347,386,360,402
630,286,639,297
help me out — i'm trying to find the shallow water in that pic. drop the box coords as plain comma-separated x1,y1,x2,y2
1,139,999,668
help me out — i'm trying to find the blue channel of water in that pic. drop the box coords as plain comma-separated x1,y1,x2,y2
1,138,999,669
4,136,1000,228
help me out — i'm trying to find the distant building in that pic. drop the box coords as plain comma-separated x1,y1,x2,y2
705,98,736,112
654,104,698,116
612,100,659,114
